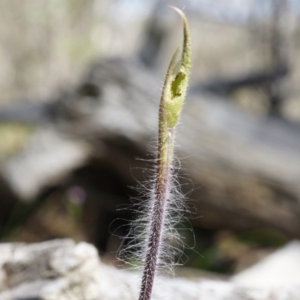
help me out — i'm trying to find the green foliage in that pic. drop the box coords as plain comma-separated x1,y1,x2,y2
237,229,288,247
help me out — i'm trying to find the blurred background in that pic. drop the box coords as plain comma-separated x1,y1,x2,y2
1,0,300,279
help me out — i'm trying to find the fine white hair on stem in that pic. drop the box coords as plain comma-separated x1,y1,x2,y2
117,7,191,300
118,155,189,268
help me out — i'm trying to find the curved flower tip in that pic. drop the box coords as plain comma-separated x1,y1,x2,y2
160,6,191,128
170,6,191,71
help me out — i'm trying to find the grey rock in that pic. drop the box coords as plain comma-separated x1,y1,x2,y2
0,239,300,300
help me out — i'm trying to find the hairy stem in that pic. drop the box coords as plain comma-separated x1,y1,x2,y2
138,129,174,300
138,7,191,300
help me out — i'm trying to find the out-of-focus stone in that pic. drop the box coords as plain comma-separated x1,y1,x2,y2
232,240,300,288
0,239,300,300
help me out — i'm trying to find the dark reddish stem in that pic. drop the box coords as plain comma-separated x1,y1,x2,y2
138,129,174,300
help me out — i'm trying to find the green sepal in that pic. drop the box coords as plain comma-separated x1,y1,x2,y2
160,7,191,129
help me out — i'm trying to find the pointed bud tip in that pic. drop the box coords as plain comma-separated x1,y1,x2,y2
170,6,189,27
169,6,185,19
